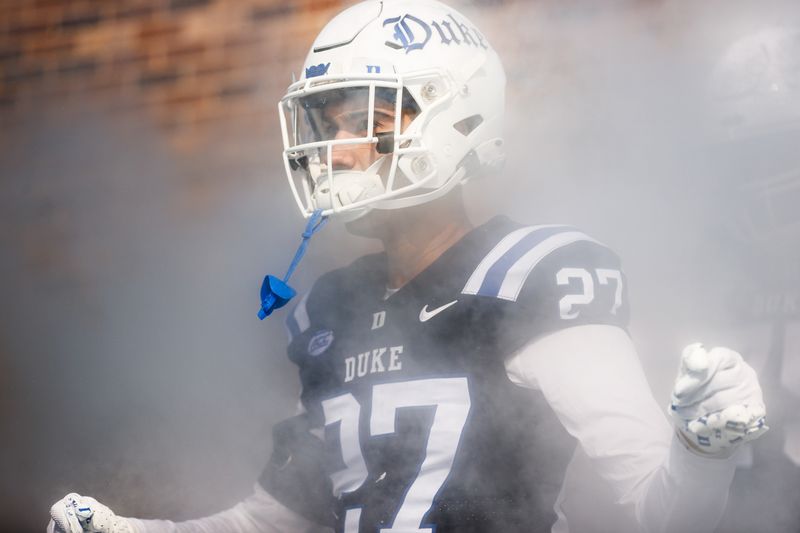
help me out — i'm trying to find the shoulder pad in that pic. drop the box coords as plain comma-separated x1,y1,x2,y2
461,225,602,302
284,290,312,343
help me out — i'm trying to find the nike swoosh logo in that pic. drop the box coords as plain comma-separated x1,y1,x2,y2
419,300,458,322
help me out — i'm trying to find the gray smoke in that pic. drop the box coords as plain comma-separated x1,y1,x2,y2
0,104,311,527
458,0,800,531
2,0,799,531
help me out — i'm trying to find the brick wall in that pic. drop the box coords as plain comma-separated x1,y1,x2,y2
0,0,351,150
0,0,552,151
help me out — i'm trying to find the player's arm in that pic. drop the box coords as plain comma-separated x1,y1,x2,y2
506,325,760,533
48,415,333,533
499,237,765,533
48,484,323,533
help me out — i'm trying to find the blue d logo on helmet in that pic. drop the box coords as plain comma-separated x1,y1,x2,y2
383,14,432,53
384,12,490,53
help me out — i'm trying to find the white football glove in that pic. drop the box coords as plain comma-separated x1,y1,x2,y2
669,343,768,457
48,493,134,533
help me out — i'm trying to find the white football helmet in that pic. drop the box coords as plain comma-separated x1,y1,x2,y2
707,27,800,257
278,0,506,219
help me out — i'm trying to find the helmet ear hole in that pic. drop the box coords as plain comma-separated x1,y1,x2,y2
453,115,484,137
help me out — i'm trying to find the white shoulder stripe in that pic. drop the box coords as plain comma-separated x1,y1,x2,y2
293,291,311,333
284,291,311,342
462,225,565,296
497,231,601,301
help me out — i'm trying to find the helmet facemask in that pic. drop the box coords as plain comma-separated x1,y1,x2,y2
279,77,443,220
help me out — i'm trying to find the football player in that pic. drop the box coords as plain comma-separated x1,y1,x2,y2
704,26,800,533
48,1,768,532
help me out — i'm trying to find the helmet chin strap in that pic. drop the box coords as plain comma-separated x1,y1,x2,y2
311,155,389,214
371,138,503,211
310,130,499,217
312,155,471,218
374,166,466,210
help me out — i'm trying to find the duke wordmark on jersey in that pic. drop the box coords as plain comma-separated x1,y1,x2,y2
344,345,404,383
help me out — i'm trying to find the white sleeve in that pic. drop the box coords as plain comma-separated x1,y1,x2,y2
126,483,330,533
504,324,738,533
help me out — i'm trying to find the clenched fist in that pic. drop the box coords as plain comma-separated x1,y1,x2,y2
669,343,768,456
48,493,134,533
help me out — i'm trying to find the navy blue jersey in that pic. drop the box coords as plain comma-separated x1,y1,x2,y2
260,216,629,532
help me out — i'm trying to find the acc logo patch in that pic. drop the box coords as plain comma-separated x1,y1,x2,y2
308,329,334,356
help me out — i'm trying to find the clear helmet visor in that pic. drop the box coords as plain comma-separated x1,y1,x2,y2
287,86,400,146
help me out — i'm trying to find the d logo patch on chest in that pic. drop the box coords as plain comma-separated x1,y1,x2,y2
308,329,334,356
372,311,386,330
